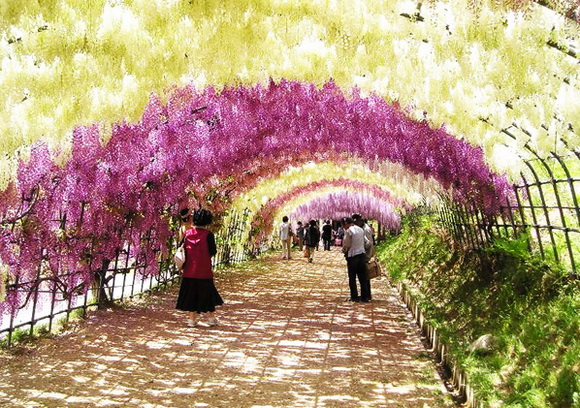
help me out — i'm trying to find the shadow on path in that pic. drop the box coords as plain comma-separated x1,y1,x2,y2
0,248,456,407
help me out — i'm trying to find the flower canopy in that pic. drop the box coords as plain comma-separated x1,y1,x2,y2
0,0,578,177
14,80,513,215
229,160,441,212
248,178,408,242
1,0,578,308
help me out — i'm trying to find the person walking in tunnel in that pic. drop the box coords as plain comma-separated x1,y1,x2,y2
342,217,371,302
279,215,293,259
335,225,345,246
176,209,224,327
304,219,321,263
353,213,374,300
354,215,375,259
322,219,333,251
296,221,305,251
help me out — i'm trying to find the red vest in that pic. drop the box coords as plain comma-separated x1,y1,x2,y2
182,227,213,279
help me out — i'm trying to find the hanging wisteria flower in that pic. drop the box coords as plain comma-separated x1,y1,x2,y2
290,191,402,232
0,80,513,314
250,178,410,242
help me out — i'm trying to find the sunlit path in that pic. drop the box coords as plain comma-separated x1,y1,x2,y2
0,248,454,407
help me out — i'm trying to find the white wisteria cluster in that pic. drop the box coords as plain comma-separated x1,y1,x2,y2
0,0,578,181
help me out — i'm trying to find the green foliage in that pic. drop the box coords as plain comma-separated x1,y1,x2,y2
0,307,93,349
490,233,530,258
376,212,579,407
550,366,579,408
0,327,36,348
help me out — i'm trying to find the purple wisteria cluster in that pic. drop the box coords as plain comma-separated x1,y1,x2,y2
290,191,402,232
251,178,410,243
0,79,512,314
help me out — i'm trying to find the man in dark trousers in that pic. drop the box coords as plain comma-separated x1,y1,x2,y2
342,217,371,302
304,219,321,263
322,219,333,251
353,213,374,300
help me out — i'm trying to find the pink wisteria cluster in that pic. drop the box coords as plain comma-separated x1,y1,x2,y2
251,178,410,243
290,191,402,232
0,80,512,314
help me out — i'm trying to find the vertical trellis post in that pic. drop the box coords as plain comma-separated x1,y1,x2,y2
28,249,43,337
437,152,578,276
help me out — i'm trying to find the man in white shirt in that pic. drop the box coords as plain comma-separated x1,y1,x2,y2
279,216,293,260
342,217,371,302
353,214,374,300
354,214,374,259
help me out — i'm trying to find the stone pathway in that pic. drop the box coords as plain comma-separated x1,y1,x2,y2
0,248,455,407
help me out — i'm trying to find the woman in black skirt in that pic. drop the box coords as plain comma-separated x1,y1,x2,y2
176,209,223,327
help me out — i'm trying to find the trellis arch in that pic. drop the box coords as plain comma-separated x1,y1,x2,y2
219,159,441,239
229,160,442,212
289,191,402,230
246,178,407,242
0,80,513,313
147,80,512,211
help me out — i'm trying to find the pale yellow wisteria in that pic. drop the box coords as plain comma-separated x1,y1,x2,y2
230,160,440,213
0,0,578,180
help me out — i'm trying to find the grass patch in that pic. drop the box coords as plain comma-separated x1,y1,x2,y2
415,351,433,361
377,212,580,407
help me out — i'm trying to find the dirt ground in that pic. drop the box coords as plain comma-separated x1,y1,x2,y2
0,248,458,407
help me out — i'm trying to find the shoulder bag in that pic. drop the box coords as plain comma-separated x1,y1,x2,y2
366,257,382,279
174,238,186,269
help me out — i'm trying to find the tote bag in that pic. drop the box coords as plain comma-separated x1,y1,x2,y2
367,257,382,279
174,244,186,269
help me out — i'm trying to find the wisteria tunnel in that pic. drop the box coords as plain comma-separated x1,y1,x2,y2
0,1,579,407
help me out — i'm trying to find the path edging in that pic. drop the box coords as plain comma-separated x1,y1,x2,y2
396,281,481,408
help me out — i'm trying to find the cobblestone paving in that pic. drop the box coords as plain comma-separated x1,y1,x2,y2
0,248,456,407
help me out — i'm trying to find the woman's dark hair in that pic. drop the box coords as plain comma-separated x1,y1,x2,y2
309,219,317,227
180,208,191,223
193,209,213,226
282,216,289,222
